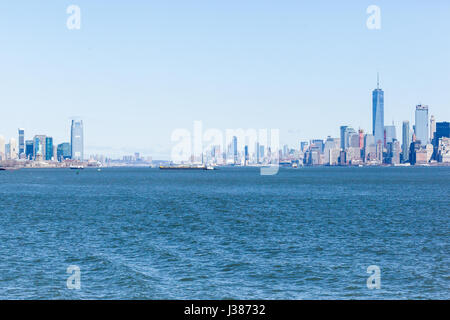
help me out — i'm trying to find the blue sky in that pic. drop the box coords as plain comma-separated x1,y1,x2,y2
0,1,449,158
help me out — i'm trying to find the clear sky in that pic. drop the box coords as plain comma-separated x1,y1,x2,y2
0,0,449,159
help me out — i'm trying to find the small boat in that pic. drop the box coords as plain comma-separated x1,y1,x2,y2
70,165,84,170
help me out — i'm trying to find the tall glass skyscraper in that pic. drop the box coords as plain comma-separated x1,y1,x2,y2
372,76,384,145
45,137,53,161
71,120,84,160
18,128,25,157
415,105,429,146
402,121,410,163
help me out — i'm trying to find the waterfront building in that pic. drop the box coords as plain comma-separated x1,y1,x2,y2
402,121,410,163
415,105,429,146
71,119,84,161
372,75,384,145
18,128,25,157
437,137,450,163
45,137,53,161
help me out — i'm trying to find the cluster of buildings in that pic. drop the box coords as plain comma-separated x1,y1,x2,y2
198,78,450,167
0,120,84,166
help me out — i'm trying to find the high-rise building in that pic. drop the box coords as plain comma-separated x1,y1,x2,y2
414,105,429,146
435,122,450,141
45,137,53,161
340,126,347,150
402,121,410,163
341,127,356,150
71,120,84,161
232,136,238,164
25,140,34,160
9,138,17,159
324,137,340,165
384,124,397,146
372,75,384,145
18,128,25,157
430,115,436,143
57,143,71,161
364,134,376,162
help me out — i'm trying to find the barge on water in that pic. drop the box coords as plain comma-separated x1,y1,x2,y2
159,165,215,170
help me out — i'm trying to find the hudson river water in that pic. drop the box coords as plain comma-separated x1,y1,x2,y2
0,167,448,299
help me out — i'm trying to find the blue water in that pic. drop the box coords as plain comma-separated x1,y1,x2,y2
0,167,448,299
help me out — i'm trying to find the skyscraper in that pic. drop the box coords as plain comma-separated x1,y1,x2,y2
57,143,71,161
232,136,238,164
71,120,84,161
18,128,25,157
384,124,397,146
9,138,17,159
25,140,34,160
372,75,384,145
402,121,410,163
340,126,347,150
45,137,53,161
415,105,429,146
430,115,436,143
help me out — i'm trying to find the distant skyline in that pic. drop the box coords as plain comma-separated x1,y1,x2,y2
1,1,449,158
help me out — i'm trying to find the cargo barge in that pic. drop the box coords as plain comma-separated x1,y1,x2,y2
159,165,215,170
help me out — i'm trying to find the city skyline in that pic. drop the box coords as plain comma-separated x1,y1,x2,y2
0,1,449,158
1,77,449,166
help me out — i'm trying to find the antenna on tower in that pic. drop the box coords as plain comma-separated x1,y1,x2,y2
377,72,380,89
